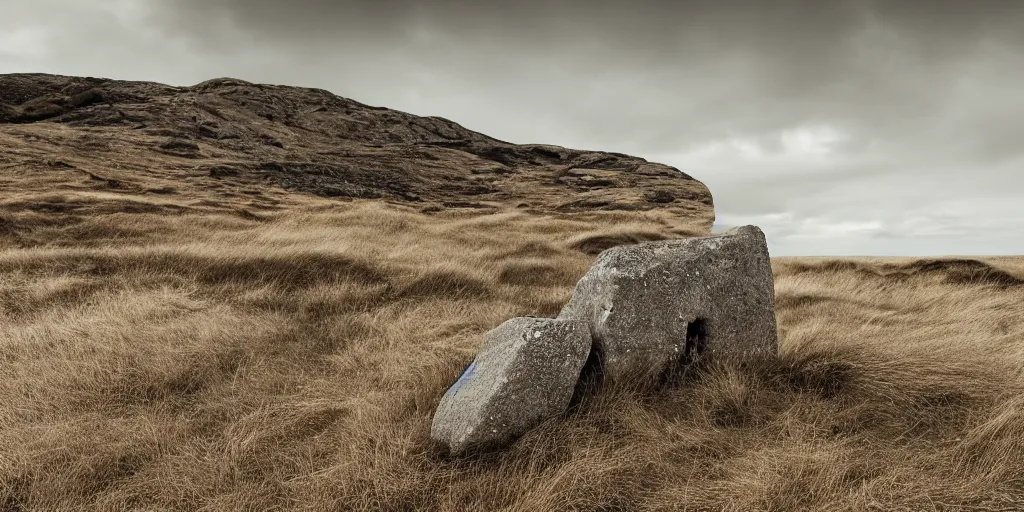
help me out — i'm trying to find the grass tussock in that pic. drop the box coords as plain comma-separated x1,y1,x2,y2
567,226,673,255
1,197,1023,510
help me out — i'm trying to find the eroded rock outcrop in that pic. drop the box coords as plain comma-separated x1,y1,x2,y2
0,73,714,221
558,225,777,382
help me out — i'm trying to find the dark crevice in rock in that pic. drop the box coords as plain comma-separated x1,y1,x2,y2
684,317,709,364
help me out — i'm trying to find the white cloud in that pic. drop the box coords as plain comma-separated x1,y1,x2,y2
0,27,49,59
780,124,846,156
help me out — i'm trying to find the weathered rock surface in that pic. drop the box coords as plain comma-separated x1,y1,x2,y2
431,317,591,454
558,225,777,382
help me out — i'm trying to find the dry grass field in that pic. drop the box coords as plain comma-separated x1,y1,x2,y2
1,188,1023,511
2,74,1023,510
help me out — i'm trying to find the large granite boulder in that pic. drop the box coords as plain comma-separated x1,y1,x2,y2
431,317,591,454
558,225,777,382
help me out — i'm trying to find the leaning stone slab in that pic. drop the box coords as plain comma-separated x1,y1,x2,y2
431,317,591,455
558,225,777,382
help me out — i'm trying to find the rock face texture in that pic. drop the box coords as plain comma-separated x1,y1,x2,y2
0,73,714,223
558,225,777,382
430,317,591,455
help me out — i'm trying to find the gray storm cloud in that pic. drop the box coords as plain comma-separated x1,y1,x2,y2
2,0,1022,254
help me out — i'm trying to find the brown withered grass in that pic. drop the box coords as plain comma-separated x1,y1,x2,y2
1,192,1023,511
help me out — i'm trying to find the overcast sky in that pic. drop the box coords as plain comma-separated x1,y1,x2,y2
2,0,1022,256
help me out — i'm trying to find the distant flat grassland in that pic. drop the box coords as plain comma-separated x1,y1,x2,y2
1,193,1022,511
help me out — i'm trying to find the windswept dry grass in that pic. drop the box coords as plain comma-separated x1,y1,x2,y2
1,192,1023,511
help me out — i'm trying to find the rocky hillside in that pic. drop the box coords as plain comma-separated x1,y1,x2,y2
0,73,713,220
